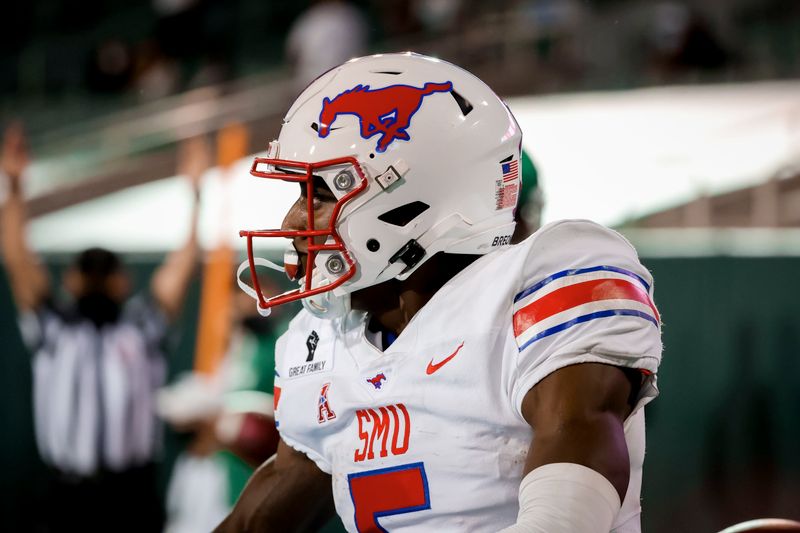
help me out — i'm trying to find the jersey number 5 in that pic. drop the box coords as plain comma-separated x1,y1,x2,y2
347,462,430,532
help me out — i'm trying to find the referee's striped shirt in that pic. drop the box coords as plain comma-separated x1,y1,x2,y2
18,294,168,476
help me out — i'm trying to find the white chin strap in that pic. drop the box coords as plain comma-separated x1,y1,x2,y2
236,256,352,320
302,289,351,319
236,257,286,317
301,267,352,319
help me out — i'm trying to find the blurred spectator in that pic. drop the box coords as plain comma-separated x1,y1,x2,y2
412,0,462,34
132,40,181,101
286,0,368,90
0,124,206,533
153,0,206,61
369,0,422,39
646,2,730,81
159,276,285,533
152,0,234,91
85,39,134,94
187,54,230,90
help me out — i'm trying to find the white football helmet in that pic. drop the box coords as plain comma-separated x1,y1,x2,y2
239,52,522,318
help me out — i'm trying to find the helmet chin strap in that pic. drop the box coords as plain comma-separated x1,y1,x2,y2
302,291,351,319
236,257,286,317
302,268,352,319
236,256,352,319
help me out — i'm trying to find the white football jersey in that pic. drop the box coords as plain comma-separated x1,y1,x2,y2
273,220,662,532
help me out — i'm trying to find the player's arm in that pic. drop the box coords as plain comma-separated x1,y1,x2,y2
215,438,335,533
150,137,207,321
0,123,50,312
501,362,637,533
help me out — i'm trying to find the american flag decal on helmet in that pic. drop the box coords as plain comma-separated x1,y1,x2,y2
513,265,660,351
495,158,519,210
502,160,519,183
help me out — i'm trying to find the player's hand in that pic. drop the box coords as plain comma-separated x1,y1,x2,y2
1,121,30,183
177,135,211,192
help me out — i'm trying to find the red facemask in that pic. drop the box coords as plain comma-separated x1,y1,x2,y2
239,150,369,315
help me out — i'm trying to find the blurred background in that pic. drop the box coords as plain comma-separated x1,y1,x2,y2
1,0,799,532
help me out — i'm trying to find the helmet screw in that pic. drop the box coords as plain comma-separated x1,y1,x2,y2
333,170,355,191
325,255,345,275
366,239,380,252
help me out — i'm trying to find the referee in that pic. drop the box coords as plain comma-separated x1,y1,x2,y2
1,123,207,532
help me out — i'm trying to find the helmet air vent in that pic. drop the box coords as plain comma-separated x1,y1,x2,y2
371,71,402,75
377,201,430,227
311,122,341,134
450,90,473,116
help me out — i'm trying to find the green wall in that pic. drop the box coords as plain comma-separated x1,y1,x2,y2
1,256,799,532
642,257,800,532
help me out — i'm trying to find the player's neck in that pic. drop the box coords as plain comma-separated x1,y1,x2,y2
354,253,480,336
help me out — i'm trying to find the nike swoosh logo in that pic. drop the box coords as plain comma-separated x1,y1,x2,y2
426,342,465,375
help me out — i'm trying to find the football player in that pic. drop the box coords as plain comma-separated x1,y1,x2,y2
217,52,661,532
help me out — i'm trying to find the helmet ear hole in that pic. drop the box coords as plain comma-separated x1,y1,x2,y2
377,201,430,227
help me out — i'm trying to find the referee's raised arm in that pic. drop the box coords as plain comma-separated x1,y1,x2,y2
150,136,208,323
0,121,50,314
